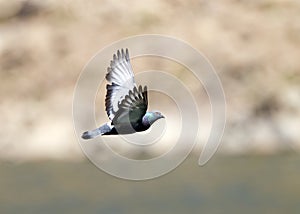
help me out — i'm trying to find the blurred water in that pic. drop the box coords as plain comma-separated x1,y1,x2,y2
1,154,299,214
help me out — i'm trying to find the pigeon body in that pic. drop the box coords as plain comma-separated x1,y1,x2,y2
82,49,164,139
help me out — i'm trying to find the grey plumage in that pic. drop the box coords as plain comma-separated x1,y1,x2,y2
82,48,164,139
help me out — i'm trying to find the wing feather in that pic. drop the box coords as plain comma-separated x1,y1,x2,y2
105,48,136,120
112,85,148,125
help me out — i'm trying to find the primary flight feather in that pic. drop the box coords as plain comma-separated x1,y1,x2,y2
82,49,164,139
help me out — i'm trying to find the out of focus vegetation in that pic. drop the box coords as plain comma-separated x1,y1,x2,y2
1,154,300,213
1,0,300,160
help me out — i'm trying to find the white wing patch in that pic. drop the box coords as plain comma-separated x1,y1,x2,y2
105,49,136,120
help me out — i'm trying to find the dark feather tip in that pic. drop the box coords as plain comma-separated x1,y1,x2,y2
81,131,91,140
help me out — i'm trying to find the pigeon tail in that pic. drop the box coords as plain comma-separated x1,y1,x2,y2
81,123,112,139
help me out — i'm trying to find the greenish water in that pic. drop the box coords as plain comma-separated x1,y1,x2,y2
1,154,300,214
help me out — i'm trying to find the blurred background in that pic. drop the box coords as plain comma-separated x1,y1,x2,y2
1,0,300,213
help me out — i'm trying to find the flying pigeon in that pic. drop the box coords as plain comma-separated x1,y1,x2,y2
82,48,165,139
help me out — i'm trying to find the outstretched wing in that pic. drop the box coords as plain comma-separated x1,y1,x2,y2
112,85,148,126
105,49,136,120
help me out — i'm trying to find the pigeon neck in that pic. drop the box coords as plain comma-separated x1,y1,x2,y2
142,113,152,128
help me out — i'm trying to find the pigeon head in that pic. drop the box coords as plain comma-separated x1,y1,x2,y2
143,111,165,126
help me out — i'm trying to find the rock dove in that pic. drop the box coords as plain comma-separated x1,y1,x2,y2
82,48,165,139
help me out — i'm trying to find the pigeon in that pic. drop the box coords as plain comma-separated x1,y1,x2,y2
82,48,165,139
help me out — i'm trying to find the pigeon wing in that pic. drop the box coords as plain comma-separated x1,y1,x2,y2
105,49,136,120
112,85,148,126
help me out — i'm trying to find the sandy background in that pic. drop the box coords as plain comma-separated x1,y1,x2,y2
1,0,300,160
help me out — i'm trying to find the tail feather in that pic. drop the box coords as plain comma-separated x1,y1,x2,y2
81,123,112,139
